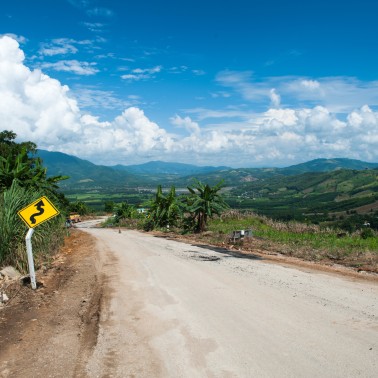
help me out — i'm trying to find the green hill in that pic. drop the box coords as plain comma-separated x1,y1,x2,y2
227,168,378,221
281,158,378,174
175,158,378,186
37,150,141,188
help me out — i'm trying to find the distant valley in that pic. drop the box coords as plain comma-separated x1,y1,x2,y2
38,150,378,222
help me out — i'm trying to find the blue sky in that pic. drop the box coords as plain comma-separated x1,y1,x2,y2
1,0,378,167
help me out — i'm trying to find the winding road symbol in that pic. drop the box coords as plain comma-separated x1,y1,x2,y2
18,196,59,228
29,199,45,225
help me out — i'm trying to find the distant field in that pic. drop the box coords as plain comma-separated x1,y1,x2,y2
65,189,153,210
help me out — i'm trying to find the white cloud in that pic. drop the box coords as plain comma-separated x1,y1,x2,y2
0,33,27,44
185,107,253,122
167,66,188,74
170,115,200,135
132,66,162,74
72,86,135,110
300,79,320,90
81,114,110,127
121,66,162,81
192,69,205,76
121,74,144,81
82,22,106,33
38,38,102,59
269,88,281,108
1,35,378,167
0,37,81,144
216,70,269,101
86,7,114,18
210,91,231,98
39,39,78,56
217,70,378,114
40,60,99,75
0,36,173,162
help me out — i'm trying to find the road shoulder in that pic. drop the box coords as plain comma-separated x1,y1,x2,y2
0,229,101,378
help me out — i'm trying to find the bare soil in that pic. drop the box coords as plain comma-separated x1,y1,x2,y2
0,229,102,378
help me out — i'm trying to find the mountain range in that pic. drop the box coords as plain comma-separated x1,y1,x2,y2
37,149,378,189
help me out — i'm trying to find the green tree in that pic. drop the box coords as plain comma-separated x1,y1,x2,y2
185,180,229,233
0,130,36,159
104,200,115,213
114,201,136,223
0,130,68,192
69,201,90,215
145,185,181,230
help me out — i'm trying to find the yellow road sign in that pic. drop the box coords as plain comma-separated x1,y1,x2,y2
18,196,60,228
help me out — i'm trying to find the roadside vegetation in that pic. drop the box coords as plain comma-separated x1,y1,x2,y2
103,180,229,233
208,211,377,269
0,131,69,272
102,184,378,273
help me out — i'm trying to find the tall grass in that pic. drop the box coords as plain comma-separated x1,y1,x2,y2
0,181,65,273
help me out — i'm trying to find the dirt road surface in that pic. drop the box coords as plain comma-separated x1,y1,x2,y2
82,222,377,377
1,219,377,377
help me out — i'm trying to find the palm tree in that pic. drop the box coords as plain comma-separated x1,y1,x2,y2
186,180,229,232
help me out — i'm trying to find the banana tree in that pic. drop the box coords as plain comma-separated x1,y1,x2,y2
185,180,229,232
147,185,181,229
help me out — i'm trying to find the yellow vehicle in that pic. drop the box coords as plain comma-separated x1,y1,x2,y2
69,212,81,223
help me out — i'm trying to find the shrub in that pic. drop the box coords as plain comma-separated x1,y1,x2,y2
360,228,374,239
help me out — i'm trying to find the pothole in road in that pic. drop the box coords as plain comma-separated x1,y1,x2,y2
189,254,221,262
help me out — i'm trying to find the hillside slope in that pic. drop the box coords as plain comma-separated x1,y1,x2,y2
228,168,378,219
37,150,140,187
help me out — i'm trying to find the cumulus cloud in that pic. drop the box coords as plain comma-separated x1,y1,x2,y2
0,37,81,144
1,35,378,167
170,115,200,135
0,33,27,44
0,36,173,162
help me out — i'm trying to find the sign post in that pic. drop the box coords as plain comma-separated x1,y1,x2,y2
25,228,36,289
17,196,60,290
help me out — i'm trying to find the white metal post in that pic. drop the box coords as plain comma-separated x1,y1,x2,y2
25,228,37,290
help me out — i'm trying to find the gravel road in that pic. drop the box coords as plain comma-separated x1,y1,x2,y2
80,224,378,377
